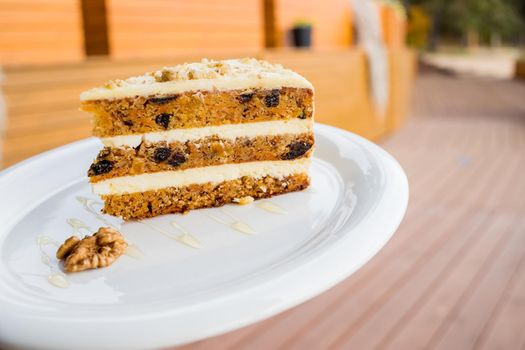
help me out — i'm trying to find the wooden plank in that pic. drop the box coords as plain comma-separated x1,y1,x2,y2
429,215,525,350
0,0,75,12
81,0,109,56
109,0,261,14
385,48,416,134
2,122,90,166
4,110,87,135
476,250,525,350
107,0,264,58
0,0,84,65
2,52,259,88
263,0,277,48
378,4,407,48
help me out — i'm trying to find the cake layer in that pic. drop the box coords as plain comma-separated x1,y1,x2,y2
101,119,312,148
89,133,314,182
101,173,310,220
81,87,313,137
80,58,313,101
82,58,315,219
92,158,311,195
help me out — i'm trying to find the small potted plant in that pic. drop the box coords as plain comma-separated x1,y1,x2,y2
291,19,313,48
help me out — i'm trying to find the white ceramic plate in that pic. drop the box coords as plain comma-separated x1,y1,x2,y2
0,124,408,350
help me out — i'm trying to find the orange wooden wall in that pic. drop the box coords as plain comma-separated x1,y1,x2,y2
0,1,409,64
0,0,84,65
378,4,406,47
273,0,353,48
106,0,264,59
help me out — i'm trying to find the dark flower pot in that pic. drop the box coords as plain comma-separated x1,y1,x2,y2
292,26,312,48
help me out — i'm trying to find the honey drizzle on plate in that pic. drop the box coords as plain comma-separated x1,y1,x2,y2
139,220,202,249
36,236,69,289
66,218,92,236
170,221,203,248
125,244,144,259
76,196,119,229
257,201,287,214
36,195,292,289
206,212,256,235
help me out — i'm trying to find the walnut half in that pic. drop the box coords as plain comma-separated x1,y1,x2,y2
56,227,128,273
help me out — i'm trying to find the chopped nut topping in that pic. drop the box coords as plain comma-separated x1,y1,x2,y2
102,79,125,89
154,69,174,82
233,196,255,205
56,227,128,273
97,59,290,87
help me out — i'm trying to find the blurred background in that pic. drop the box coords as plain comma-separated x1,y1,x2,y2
0,0,524,349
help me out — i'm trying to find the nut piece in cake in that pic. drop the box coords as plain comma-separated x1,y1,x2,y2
233,196,255,205
56,227,128,273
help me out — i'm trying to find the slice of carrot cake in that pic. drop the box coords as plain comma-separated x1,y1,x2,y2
80,58,314,220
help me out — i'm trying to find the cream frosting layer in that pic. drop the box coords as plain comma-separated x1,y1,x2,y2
101,119,313,148
80,58,313,101
92,158,311,195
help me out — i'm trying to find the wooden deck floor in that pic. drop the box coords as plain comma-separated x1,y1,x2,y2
177,72,525,350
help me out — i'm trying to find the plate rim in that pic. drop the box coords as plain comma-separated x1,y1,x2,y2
0,123,409,350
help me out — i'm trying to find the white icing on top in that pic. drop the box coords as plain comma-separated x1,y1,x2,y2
80,58,313,101
101,119,313,148
92,159,311,195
